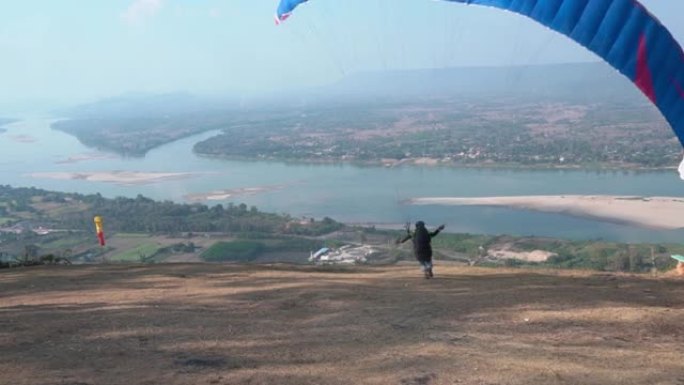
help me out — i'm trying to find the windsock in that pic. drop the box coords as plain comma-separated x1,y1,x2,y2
94,216,105,246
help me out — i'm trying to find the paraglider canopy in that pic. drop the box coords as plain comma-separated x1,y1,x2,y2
275,0,309,24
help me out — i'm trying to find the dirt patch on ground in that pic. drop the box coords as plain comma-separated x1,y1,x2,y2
1,264,683,385
484,240,557,263
487,248,556,263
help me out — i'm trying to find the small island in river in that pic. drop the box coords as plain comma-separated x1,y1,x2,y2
27,171,204,186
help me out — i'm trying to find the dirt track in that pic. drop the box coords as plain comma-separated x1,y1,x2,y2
1,264,683,385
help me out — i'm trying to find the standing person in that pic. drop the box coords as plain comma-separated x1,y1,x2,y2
398,221,445,279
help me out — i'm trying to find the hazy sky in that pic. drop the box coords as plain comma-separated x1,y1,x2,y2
1,0,683,105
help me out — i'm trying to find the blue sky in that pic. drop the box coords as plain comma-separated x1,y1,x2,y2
1,0,683,105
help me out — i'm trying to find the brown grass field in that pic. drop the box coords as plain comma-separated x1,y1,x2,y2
1,263,683,385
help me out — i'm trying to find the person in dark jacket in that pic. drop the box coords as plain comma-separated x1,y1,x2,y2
398,221,445,279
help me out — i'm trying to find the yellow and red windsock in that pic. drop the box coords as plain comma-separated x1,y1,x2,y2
94,216,105,246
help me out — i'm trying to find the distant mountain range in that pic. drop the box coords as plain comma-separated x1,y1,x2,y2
65,62,647,118
61,92,240,119
327,62,643,103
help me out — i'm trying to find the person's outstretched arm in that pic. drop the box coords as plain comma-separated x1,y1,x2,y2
397,233,412,244
430,224,446,237
397,222,412,244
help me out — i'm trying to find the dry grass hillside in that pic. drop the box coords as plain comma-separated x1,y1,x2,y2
2,263,683,385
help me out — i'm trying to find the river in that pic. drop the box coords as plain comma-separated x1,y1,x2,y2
2,118,683,243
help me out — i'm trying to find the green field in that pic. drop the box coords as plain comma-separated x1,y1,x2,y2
39,235,91,250
201,237,326,263
113,233,152,239
201,241,266,262
110,242,163,262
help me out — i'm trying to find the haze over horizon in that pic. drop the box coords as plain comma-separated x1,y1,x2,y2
1,0,684,109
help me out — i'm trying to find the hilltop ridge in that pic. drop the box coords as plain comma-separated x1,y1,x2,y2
2,263,683,385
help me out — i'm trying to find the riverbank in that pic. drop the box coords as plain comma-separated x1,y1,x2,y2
195,151,678,173
408,195,684,230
